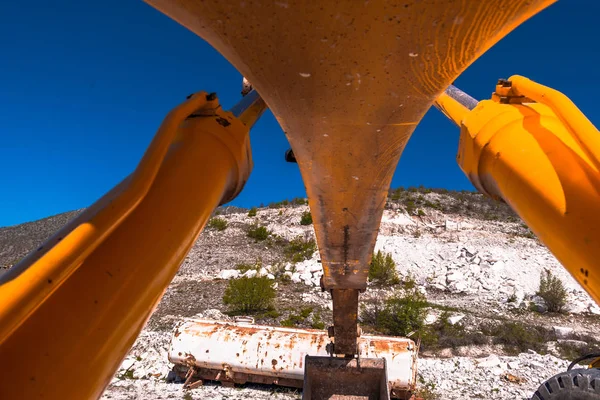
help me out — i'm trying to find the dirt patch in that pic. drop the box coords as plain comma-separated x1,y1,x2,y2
177,222,292,280
148,278,332,332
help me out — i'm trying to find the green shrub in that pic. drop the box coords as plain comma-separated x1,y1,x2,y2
292,197,307,206
403,274,417,290
536,270,567,313
376,289,428,336
300,211,313,225
248,207,257,217
423,200,439,209
281,307,314,327
419,185,432,194
281,316,300,327
389,187,405,201
223,276,276,314
368,251,400,285
236,261,261,273
480,321,553,355
258,309,281,319
415,376,440,400
269,262,287,280
285,236,317,262
421,311,487,351
117,368,136,380
311,310,326,330
556,334,600,360
404,200,416,215
208,217,228,231
247,224,270,241
417,209,425,217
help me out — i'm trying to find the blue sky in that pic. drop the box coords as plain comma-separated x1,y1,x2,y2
1,1,598,227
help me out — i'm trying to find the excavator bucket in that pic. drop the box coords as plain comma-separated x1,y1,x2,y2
303,356,390,400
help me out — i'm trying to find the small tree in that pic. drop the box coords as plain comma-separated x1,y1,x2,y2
208,217,227,231
536,269,567,313
284,236,317,262
292,197,307,206
300,211,313,225
223,276,276,313
248,207,257,217
368,251,400,285
247,224,270,241
377,289,428,336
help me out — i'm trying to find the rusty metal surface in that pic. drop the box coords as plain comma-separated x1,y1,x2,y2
331,289,359,355
144,0,555,292
303,356,390,400
174,364,304,389
169,319,417,395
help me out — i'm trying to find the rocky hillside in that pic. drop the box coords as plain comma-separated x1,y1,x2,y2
3,188,600,400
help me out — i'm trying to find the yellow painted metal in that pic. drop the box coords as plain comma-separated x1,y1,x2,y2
455,78,600,304
0,95,253,399
434,91,472,127
509,75,600,172
0,93,209,345
145,0,555,291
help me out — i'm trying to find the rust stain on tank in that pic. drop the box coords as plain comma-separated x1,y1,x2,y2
287,335,296,350
231,326,256,335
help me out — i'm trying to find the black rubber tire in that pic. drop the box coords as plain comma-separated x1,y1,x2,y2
531,369,600,399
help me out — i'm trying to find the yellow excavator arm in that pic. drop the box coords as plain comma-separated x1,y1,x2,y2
0,90,266,399
434,76,600,304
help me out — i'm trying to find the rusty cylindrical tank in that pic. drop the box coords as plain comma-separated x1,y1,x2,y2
169,319,417,398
